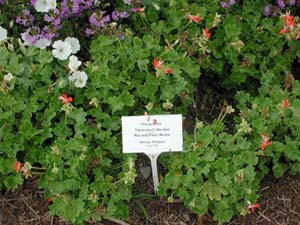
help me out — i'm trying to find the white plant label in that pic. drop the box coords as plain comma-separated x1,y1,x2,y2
121,114,183,192
121,114,183,154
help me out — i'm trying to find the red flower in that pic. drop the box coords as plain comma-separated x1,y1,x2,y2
282,99,289,109
248,202,260,213
203,28,211,39
153,58,162,70
280,14,296,35
260,133,272,150
188,15,201,23
15,161,22,172
279,28,288,35
58,93,73,104
283,15,295,28
137,7,145,13
165,67,172,75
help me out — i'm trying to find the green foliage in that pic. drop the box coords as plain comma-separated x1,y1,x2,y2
1,0,300,224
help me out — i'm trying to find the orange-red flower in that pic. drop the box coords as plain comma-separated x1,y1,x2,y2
282,99,289,109
280,14,296,35
283,15,295,28
203,28,211,39
165,67,172,75
137,7,145,13
279,28,288,35
58,93,73,104
260,133,272,150
188,15,201,23
15,161,22,172
248,202,260,213
153,58,163,70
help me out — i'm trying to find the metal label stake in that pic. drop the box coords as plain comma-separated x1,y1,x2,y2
145,153,160,193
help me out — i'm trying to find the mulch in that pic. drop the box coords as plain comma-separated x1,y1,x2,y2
1,171,300,225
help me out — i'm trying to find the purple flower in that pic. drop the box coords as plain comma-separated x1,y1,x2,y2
0,0,5,4
89,12,110,29
289,0,296,5
129,7,137,12
30,0,37,6
16,10,35,26
124,0,131,5
44,14,54,22
85,28,96,36
263,4,272,16
220,0,235,8
119,12,129,18
220,2,228,8
111,10,120,21
277,0,285,8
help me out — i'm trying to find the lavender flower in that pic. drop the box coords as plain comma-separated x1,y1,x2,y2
277,0,285,8
263,4,272,17
0,0,5,4
119,12,129,18
289,0,296,5
220,0,236,8
85,28,96,36
16,10,35,26
111,10,120,21
124,0,131,4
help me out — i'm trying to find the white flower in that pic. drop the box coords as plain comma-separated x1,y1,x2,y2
48,0,57,10
0,26,7,42
35,38,51,49
52,40,72,60
65,37,80,54
69,71,88,88
4,73,13,81
34,0,56,12
68,55,82,71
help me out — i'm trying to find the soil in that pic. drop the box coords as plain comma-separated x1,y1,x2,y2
1,169,300,225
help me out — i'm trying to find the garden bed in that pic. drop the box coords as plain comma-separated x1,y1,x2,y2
1,172,300,225
1,1,300,224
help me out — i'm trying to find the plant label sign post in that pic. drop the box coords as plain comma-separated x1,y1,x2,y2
121,114,183,192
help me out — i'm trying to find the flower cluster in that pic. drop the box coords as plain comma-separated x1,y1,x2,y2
263,4,281,17
277,0,296,9
279,12,300,40
263,0,298,17
58,93,73,104
220,0,236,8
16,0,143,47
15,162,32,179
153,58,172,76
260,133,272,151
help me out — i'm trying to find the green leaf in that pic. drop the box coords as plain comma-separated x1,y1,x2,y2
284,141,300,161
49,195,85,223
36,50,53,64
4,174,23,189
69,108,87,124
0,158,15,173
107,96,125,113
201,181,227,201
213,158,229,173
187,195,209,215
215,171,232,187
224,15,241,38
164,170,182,189
180,59,200,78
213,200,234,223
